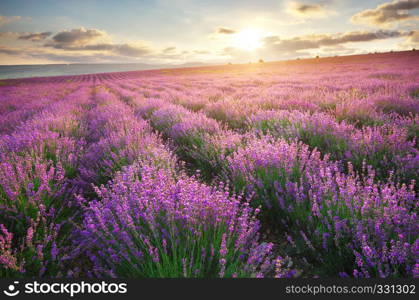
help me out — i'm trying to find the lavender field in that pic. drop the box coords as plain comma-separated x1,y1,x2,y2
0,51,418,278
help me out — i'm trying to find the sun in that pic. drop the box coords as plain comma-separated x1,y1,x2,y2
232,29,263,51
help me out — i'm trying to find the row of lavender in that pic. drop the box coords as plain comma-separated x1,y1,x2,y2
0,84,93,276
106,85,417,278
106,71,418,184
0,81,290,278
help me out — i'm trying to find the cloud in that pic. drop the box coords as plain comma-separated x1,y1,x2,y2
163,46,176,53
111,43,152,57
0,15,22,27
220,46,245,56
262,30,407,53
286,1,331,18
52,42,153,57
194,50,210,54
0,46,23,55
29,52,118,63
319,44,357,55
39,27,153,58
0,43,153,63
0,32,20,39
215,27,237,34
402,29,419,47
219,29,409,61
351,0,419,26
407,30,419,43
48,27,106,48
18,32,52,41
0,26,160,63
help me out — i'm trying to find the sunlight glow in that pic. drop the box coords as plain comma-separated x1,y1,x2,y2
232,29,264,51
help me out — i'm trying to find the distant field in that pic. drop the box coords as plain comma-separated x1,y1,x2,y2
0,51,418,278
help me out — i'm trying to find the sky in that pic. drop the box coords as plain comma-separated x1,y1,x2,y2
0,0,418,65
